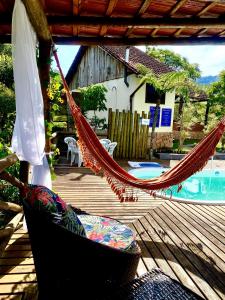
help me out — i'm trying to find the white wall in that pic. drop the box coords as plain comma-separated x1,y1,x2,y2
73,74,140,122
72,74,175,133
133,83,175,132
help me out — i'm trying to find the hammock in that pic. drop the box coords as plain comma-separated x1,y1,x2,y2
53,49,225,202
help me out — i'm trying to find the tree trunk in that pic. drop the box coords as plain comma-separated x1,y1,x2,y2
204,100,210,126
149,99,160,160
178,106,185,153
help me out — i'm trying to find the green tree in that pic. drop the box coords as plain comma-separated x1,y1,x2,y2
206,71,225,151
0,45,14,89
0,45,15,144
79,84,108,130
146,47,201,80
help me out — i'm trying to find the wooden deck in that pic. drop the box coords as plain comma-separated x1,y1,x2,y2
0,165,225,299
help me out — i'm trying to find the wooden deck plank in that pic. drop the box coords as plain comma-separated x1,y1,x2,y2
149,205,224,299
187,204,225,238
162,203,225,274
0,294,23,300
1,165,225,299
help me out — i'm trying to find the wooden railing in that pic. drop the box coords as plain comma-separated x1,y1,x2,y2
0,154,23,257
108,109,150,159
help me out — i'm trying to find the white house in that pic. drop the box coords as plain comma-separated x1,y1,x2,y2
66,46,176,149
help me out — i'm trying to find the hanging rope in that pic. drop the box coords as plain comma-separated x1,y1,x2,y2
53,47,225,202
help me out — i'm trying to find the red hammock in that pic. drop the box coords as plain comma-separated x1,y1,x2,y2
53,49,225,202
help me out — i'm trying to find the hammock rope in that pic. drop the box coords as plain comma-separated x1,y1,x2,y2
53,47,225,202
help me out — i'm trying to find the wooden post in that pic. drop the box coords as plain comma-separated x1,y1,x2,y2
204,100,210,126
39,40,52,154
129,112,133,158
108,108,112,139
135,113,140,159
116,112,122,158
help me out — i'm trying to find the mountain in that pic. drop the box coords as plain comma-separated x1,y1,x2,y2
196,75,218,85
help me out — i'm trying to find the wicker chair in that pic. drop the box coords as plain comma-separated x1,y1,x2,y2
23,203,140,300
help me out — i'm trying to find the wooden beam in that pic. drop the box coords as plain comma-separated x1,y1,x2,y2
197,2,216,17
38,40,52,153
34,15,225,28
219,29,225,35
137,0,153,16
0,200,22,213
99,26,108,36
174,28,183,36
1,34,225,45
99,0,119,37
105,0,119,16
2,14,225,28
0,171,25,190
195,28,208,36
0,154,18,173
151,28,158,37
21,0,51,41
73,0,80,15
73,0,80,36
169,0,187,16
53,35,225,45
125,27,134,37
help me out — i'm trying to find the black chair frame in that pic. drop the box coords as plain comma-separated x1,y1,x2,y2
23,203,140,300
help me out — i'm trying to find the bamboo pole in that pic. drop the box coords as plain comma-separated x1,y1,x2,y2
116,112,122,158
108,108,112,139
141,112,147,158
113,109,119,157
126,112,131,158
122,112,128,158
0,212,23,258
132,111,137,158
135,113,140,159
120,110,126,158
114,109,119,141
139,111,145,158
110,111,116,142
0,200,22,213
129,112,133,158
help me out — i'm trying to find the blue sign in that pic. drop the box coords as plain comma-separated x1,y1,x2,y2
161,108,172,127
149,106,160,127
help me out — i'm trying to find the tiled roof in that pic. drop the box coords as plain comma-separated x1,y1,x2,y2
100,46,173,76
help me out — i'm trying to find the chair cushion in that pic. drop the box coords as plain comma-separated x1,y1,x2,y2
22,185,86,237
78,215,140,253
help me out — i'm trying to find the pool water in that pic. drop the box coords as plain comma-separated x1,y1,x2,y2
129,168,225,202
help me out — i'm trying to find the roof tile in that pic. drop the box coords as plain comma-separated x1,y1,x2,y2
100,46,173,75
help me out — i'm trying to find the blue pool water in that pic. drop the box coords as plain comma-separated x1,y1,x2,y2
129,167,225,203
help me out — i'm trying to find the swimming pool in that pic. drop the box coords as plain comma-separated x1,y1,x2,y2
128,167,225,204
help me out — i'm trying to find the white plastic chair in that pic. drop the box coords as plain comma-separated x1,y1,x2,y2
108,142,117,158
64,137,83,166
99,139,111,151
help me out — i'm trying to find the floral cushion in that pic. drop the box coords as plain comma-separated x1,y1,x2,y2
77,215,140,253
22,185,86,237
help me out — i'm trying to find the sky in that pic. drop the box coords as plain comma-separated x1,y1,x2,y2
54,44,225,78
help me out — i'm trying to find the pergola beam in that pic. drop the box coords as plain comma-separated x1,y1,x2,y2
37,15,225,28
20,0,51,41
2,15,225,28
169,0,187,16
137,0,153,16
1,35,225,45
197,2,216,17
52,35,225,45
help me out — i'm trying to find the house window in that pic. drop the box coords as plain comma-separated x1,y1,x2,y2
145,83,165,104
